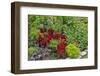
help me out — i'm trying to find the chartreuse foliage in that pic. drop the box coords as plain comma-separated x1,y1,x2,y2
66,44,80,58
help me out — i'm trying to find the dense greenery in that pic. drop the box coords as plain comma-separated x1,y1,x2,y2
28,15,88,59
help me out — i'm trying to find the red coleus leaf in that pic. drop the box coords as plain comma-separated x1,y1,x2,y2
60,34,66,39
53,32,61,39
47,34,52,43
57,41,66,55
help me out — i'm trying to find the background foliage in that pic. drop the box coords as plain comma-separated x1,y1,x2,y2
28,15,88,59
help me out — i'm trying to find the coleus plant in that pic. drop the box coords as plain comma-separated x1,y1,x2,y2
37,27,67,57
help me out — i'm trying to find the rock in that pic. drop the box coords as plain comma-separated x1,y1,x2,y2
81,51,87,56
78,55,82,59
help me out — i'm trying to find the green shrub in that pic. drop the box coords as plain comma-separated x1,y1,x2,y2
48,39,58,49
28,27,39,48
66,44,80,58
28,47,37,59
